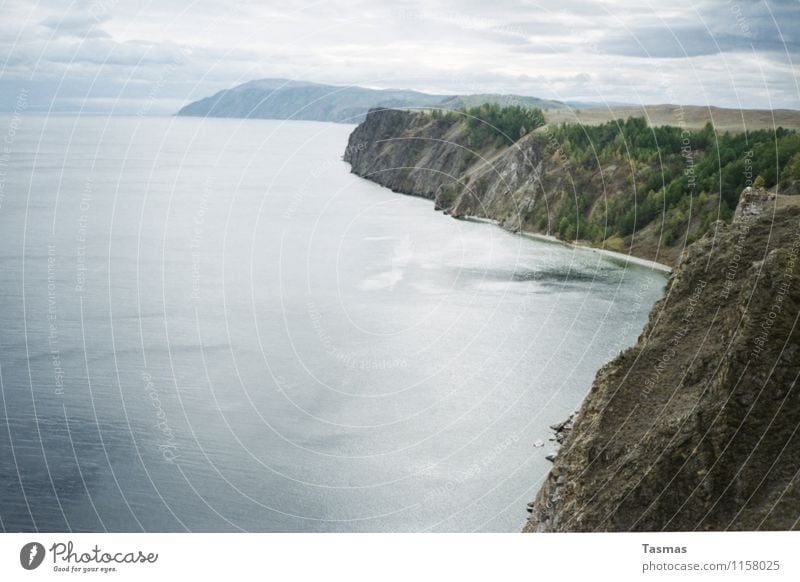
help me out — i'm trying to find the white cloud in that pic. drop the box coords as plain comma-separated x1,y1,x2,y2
0,0,797,112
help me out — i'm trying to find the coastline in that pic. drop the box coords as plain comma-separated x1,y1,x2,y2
525,202,800,531
342,107,677,275
461,216,673,274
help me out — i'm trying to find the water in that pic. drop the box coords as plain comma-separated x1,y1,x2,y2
0,114,667,532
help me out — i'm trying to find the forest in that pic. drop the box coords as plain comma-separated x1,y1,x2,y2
425,107,800,246
539,117,800,244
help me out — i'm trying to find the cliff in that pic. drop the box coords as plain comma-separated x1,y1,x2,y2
345,109,800,268
344,108,683,265
525,193,800,531
344,108,800,531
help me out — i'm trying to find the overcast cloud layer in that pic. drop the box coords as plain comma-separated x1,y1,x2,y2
0,0,798,113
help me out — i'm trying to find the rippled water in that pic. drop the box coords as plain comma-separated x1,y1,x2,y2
0,115,667,532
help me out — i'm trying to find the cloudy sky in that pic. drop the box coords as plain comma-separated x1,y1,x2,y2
0,0,798,113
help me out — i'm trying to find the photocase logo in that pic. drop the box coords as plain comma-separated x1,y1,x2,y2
20,542,46,570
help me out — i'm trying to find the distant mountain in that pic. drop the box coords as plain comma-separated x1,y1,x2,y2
564,100,636,109
175,79,567,123
438,93,565,110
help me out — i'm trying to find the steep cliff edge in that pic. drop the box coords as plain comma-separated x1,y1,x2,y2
344,108,586,249
345,108,800,268
345,109,800,530
525,195,800,531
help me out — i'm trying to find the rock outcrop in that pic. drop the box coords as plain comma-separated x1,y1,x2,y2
344,107,569,222
344,108,684,265
733,186,777,220
524,192,800,531
344,110,800,530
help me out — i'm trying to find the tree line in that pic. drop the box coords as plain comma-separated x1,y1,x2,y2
420,106,800,246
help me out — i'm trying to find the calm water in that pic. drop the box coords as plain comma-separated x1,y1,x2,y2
0,115,666,532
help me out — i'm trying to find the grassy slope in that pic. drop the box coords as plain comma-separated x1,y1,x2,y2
544,104,800,132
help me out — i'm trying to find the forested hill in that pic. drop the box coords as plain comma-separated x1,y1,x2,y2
344,105,800,265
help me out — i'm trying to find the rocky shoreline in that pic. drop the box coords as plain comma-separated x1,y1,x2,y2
527,414,576,516
524,191,800,531
343,110,800,531
344,108,686,266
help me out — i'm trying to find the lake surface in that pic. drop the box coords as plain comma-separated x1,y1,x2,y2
0,114,667,532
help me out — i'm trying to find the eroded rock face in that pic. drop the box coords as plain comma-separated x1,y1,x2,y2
344,107,470,203
344,108,682,264
344,108,560,226
525,201,800,531
734,187,776,220
344,112,800,530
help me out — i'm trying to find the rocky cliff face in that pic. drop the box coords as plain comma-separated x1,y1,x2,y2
345,109,800,530
345,107,565,219
525,193,800,531
344,108,473,199
344,108,682,265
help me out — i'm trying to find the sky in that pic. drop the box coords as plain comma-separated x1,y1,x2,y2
0,0,798,113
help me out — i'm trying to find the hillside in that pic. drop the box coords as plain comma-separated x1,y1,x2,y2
439,93,564,111
343,107,800,531
545,103,800,132
177,79,800,131
344,107,800,266
176,79,567,123
525,194,800,531
176,79,444,123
